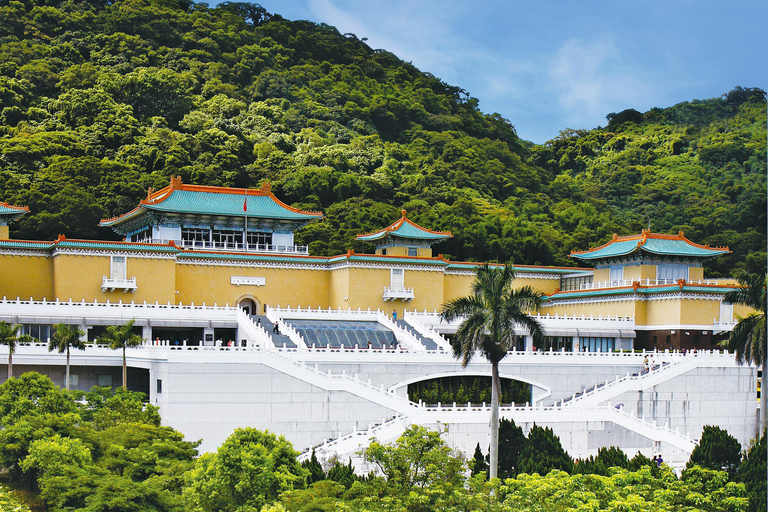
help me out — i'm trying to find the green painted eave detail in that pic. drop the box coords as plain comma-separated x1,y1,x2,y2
177,251,331,263
445,262,589,275
145,190,321,221
544,284,736,301
0,240,51,250
55,241,178,252
349,255,448,265
0,204,27,216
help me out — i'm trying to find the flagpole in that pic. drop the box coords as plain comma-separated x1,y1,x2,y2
244,187,248,251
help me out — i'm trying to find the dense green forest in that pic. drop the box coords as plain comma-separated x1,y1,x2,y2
0,0,765,276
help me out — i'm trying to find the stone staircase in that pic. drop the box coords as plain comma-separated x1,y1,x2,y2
252,315,296,348
395,319,437,350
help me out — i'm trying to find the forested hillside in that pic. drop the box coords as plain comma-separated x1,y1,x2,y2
0,0,764,275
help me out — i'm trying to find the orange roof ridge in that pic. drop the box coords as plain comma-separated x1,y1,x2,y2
356,209,452,238
137,177,322,216
0,201,29,212
571,230,730,255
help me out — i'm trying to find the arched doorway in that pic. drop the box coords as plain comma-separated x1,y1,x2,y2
236,294,261,316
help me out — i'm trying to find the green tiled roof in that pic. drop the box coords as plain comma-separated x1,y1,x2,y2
356,210,451,243
100,179,322,228
144,190,322,221
572,232,729,261
0,202,29,223
0,204,27,215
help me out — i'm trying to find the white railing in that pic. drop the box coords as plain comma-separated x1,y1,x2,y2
0,297,237,311
403,311,451,351
409,309,635,325
265,307,308,351
557,351,734,408
270,306,380,321
101,276,137,293
236,309,274,350
376,311,425,352
383,286,415,301
142,238,309,254
300,403,697,469
573,278,723,291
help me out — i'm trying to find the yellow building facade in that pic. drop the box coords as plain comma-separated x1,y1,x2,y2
0,178,745,351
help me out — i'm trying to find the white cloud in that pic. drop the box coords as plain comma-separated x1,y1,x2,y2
547,36,656,127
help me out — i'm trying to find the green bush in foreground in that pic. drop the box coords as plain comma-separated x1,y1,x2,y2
0,485,31,512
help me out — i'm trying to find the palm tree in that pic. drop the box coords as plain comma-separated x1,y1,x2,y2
723,272,766,434
441,263,544,479
96,319,143,389
0,321,36,380
49,323,86,391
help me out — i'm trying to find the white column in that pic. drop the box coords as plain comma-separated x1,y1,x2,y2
525,335,534,351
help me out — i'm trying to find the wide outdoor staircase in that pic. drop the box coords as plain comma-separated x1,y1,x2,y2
252,315,296,349
394,319,438,351
300,402,697,469
557,354,714,408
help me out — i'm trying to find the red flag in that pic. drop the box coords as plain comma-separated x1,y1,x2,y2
243,193,247,212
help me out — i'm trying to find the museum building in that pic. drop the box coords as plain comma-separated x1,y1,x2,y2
0,176,744,351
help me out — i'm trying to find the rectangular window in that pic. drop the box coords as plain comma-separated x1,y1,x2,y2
657,263,688,283
694,335,700,345
560,275,593,291
408,247,417,257
69,374,79,387
541,336,573,351
212,229,240,249
130,227,153,243
719,301,734,324
666,335,671,344
157,379,163,394
110,256,127,280
97,375,112,387
246,231,272,249
653,335,657,345
608,265,624,285
22,324,51,341
390,268,404,290
182,228,209,247
578,337,615,353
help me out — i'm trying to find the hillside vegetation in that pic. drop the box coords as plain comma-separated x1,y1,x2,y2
0,0,764,275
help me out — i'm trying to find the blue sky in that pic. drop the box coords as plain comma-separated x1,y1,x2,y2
246,1,766,143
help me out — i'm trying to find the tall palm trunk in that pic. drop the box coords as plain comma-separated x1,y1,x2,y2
490,360,500,479
65,347,70,391
122,346,127,389
7,352,12,380
761,362,767,435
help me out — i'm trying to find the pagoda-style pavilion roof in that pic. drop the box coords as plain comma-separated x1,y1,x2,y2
356,210,452,244
571,230,729,261
100,177,322,232
0,201,29,224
